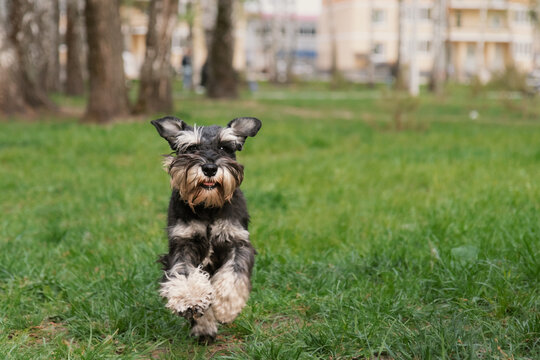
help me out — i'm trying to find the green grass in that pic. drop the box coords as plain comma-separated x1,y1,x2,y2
0,85,539,359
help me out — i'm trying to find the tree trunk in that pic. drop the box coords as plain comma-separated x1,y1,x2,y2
0,0,56,114
532,1,540,71
408,0,419,96
393,0,405,89
284,1,297,83
43,0,61,93
65,0,85,96
367,0,375,88
0,1,27,115
84,0,130,123
429,0,447,95
134,0,178,114
327,0,341,83
207,0,237,99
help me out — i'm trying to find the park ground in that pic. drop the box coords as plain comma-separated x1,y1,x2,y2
0,84,539,359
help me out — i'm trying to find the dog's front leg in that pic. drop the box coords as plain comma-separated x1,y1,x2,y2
159,222,214,320
211,243,255,323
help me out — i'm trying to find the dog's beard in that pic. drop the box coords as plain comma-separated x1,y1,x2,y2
164,155,244,209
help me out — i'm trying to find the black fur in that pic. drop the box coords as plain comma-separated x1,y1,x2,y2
159,188,253,276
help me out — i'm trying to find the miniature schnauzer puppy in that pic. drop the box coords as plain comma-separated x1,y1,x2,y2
151,116,261,343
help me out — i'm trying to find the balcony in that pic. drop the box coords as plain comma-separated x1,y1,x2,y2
449,28,512,43
450,0,508,10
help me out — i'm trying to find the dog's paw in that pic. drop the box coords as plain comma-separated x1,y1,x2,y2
159,267,214,316
211,271,251,324
180,306,205,320
189,307,218,344
196,334,216,345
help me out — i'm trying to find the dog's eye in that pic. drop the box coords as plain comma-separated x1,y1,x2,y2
185,145,199,153
219,144,234,153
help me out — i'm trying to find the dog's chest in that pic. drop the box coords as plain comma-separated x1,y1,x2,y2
201,244,214,268
199,219,250,269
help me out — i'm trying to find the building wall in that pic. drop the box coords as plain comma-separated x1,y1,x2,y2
318,0,436,80
318,0,536,82
448,0,535,80
243,12,318,80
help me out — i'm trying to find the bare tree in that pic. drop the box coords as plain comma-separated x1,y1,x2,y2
65,0,86,96
0,0,56,115
44,0,61,92
134,0,179,114
327,0,339,82
367,0,375,87
284,1,298,83
532,1,540,69
84,0,130,122
0,1,27,114
268,1,279,82
207,0,237,98
408,0,419,96
393,0,406,89
429,0,447,95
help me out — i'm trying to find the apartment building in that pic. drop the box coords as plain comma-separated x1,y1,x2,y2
318,0,537,82
448,0,535,81
243,12,318,80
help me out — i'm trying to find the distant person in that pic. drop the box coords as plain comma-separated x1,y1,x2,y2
200,60,209,90
182,50,193,90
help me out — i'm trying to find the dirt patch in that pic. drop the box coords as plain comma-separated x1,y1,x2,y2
8,319,70,347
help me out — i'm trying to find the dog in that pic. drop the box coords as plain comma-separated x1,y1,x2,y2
151,116,261,343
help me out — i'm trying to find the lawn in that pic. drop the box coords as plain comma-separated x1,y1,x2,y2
0,85,539,359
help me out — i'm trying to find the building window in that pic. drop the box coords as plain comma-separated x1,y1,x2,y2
372,9,385,24
418,41,431,53
372,43,385,56
514,10,530,24
419,8,431,21
455,11,462,27
298,27,316,36
491,14,503,28
466,43,476,57
514,42,532,55
257,26,270,36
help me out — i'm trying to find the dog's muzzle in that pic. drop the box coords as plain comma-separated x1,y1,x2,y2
166,155,244,209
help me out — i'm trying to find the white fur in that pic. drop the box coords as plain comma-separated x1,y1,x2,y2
215,158,241,200
174,126,202,152
210,219,249,244
201,245,214,268
168,221,206,239
219,127,240,144
162,155,174,171
159,265,214,315
211,258,251,323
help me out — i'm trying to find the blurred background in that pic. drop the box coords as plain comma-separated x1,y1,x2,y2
1,0,540,121
1,1,540,357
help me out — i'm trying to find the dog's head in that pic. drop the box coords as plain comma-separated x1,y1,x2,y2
151,116,261,209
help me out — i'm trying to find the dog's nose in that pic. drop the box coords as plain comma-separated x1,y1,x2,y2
202,163,218,177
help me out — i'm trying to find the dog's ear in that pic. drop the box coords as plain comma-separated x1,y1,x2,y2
227,117,262,138
227,117,261,137
226,117,262,151
151,116,188,150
